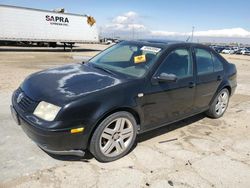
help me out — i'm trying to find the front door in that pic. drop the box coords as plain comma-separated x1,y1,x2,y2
142,47,195,131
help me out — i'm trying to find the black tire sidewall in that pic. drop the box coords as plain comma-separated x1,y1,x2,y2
89,111,137,162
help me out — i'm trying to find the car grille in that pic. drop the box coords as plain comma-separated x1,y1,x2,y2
14,88,38,112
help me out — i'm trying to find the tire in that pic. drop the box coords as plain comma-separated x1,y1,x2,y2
89,111,137,162
206,88,230,118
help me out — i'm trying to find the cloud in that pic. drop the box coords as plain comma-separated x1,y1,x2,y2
111,11,138,25
151,28,250,38
104,11,147,33
124,11,137,18
112,16,128,24
193,28,250,38
103,11,250,40
150,31,180,37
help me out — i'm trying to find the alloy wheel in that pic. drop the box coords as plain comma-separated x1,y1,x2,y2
99,117,134,157
215,91,229,116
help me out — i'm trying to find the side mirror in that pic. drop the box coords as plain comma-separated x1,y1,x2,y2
155,73,177,83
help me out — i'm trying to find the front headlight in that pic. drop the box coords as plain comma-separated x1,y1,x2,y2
33,101,61,121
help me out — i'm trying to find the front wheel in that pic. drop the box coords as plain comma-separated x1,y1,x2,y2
89,111,137,162
206,88,230,118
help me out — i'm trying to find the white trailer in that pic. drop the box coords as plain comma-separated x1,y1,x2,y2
0,5,99,48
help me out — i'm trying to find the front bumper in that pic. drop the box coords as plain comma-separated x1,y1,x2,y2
11,105,88,157
39,144,85,157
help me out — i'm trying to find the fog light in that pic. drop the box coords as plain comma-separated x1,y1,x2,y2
70,127,84,134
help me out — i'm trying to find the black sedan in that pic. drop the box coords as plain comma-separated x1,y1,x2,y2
11,40,237,162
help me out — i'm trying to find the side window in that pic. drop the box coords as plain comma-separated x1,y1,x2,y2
195,48,213,75
157,48,193,78
212,54,224,72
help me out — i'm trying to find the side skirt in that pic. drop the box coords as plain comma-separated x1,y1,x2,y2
138,108,209,134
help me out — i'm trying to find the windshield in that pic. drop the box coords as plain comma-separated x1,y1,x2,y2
88,42,163,78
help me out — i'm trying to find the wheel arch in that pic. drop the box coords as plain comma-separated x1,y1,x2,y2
217,80,232,96
209,83,232,106
223,85,231,96
87,107,141,148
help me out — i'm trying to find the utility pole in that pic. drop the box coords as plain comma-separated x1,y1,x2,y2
99,26,102,40
191,26,195,42
132,25,135,40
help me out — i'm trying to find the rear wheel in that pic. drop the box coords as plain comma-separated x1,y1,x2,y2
90,111,137,162
206,88,230,118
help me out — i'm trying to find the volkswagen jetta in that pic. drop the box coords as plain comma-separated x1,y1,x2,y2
11,40,237,162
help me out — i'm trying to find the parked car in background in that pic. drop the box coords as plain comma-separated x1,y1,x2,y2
235,49,243,55
105,39,114,45
221,48,235,54
232,47,239,52
244,50,250,55
241,48,250,55
102,38,120,45
213,46,225,53
11,40,237,162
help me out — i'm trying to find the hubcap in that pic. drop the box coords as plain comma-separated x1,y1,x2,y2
99,118,134,157
215,91,229,116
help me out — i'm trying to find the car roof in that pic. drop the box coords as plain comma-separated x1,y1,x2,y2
124,39,209,50
138,39,182,45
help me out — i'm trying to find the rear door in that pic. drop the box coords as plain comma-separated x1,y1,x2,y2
193,47,224,111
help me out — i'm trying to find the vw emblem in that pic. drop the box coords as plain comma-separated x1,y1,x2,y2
17,93,24,103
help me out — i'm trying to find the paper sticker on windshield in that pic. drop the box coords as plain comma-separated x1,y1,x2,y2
141,46,161,54
134,55,146,64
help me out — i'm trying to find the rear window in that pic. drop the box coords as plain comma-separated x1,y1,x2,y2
212,54,224,72
195,48,213,75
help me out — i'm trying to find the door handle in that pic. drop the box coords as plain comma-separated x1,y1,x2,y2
217,75,222,81
189,82,195,88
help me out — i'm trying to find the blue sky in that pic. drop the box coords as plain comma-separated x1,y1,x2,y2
1,0,250,41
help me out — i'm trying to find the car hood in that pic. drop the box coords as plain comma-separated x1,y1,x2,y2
21,63,124,105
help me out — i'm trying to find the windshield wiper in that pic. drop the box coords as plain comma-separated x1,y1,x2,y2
92,64,116,76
